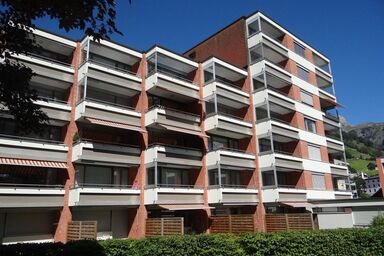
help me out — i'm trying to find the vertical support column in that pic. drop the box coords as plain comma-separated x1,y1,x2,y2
197,63,211,233
128,53,148,239
54,42,81,243
246,67,265,232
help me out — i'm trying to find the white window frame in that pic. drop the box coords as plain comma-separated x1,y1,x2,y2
300,90,313,106
308,144,322,161
304,117,317,133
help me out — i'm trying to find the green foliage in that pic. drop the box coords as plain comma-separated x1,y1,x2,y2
371,214,384,228
2,229,384,256
348,159,378,177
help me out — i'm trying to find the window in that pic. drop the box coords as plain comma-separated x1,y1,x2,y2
308,144,322,161
312,173,326,190
297,64,309,82
248,19,260,37
304,118,317,133
294,42,306,58
300,90,313,106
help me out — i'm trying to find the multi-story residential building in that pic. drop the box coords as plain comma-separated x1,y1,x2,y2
363,176,381,196
0,11,351,244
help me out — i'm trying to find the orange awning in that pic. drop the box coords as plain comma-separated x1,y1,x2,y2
85,117,145,133
159,204,214,211
157,124,209,138
0,158,67,169
281,202,315,208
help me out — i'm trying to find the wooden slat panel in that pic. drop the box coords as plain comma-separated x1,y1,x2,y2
210,215,254,234
67,221,97,241
265,213,314,232
145,217,183,237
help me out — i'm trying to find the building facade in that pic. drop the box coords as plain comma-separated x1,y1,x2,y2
363,176,381,196
0,11,351,243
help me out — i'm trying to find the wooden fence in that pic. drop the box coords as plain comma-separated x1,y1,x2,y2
265,213,314,232
145,217,184,237
67,221,97,241
210,214,255,234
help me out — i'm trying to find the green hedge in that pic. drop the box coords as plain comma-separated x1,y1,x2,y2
1,228,384,256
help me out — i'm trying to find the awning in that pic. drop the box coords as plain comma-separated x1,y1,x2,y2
0,158,67,169
85,117,145,133
157,124,209,138
281,202,315,208
159,204,214,211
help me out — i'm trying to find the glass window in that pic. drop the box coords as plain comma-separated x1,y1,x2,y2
312,173,326,190
308,144,322,161
304,118,317,133
248,19,260,37
294,42,306,58
297,64,309,82
300,90,313,106
258,138,271,152
262,171,275,186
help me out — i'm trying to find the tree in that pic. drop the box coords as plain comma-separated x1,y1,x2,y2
0,0,126,134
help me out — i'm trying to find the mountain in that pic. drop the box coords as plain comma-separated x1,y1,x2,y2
341,121,384,176
343,122,384,149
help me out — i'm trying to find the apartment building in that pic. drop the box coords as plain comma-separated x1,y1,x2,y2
0,11,351,243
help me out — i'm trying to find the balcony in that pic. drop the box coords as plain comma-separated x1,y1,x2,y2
145,105,201,134
10,33,75,82
204,112,253,139
75,98,142,131
72,139,141,167
208,186,258,205
206,148,256,170
254,88,296,112
144,185,204,205
0,134,68,163
145,144,202,168
146,48,199,102
316,69,334,95
253,62,292,95
0,183,65,208
256,118,299,142
249,36,288,67
203,57,249,109
69,184,140,207
248,16,285,45
259,150,304,172
313,52,331,75
80,39,142,83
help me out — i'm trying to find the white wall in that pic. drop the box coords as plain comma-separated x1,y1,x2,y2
317,213,354,229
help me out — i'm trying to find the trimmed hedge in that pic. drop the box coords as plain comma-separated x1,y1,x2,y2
1,228,384,256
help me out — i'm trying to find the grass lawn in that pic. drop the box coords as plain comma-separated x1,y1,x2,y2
348,159,378,176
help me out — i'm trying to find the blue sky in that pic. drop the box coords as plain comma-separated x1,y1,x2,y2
35,0,384,125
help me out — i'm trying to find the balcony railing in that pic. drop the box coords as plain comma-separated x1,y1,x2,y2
0,183,64,189
148,68,195,85
25,52,73,67
146,184,203,189
148,143,201,153
36,96,69,105
0,133,64,145
87,59,140,77
146,105,200,119
75,138,141,151
78,97,136,111
74,183,137,189
209,146,248,155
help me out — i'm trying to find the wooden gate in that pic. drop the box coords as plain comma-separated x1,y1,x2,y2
210,214,255,234
67,221,97,241
145,217,184,237
265,213,314,232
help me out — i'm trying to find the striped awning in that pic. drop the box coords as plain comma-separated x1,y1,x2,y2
85,117,145,132
0,158,67,169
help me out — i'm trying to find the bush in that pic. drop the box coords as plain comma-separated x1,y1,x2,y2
1,229,384,256
371,214,384,227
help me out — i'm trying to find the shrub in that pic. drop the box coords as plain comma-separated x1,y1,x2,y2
371,214,384,227
2,228,384,256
